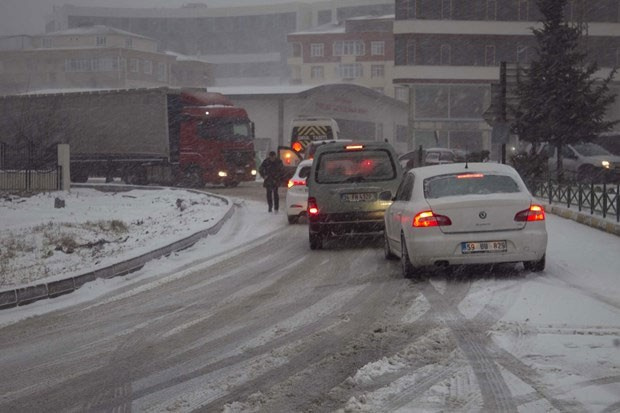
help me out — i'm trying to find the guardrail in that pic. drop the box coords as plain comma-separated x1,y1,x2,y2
530,180,619,222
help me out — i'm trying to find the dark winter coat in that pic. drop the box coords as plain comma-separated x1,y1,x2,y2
259,157,284,188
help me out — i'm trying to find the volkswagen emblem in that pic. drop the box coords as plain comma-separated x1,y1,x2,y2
479,211,487,219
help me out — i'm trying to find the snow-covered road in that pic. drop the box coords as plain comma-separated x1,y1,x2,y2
0,185,619,412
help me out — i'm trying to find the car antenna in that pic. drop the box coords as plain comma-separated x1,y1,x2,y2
465,144,469,169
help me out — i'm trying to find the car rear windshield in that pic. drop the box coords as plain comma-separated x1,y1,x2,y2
315,149,396,184
424,173,521,199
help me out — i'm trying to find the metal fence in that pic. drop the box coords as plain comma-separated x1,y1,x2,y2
530,180,619,222
0,142,62,191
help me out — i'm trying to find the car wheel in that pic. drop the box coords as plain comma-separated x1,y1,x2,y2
182,165,204,188
400,234,416,279
383,231,396,260
309,232,322,250
288,215,298,225
524,254,545,272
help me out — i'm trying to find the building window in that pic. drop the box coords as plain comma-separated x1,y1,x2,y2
333,40,365,57
371,64,385,78
311,43,324,57
440,44,451,65
441,0,452,19
404,0,416,19
406,39,416,65
518,0,529,21
516,45,528,63
395,86,409,102
95,58,117,72
65,58,92,72
486,0,497,20
396,124,409,142
485,45,496,66
41,38,52,48
96,36,106,47
371,41,385,56
125,38,133,49
157,63,167,81
144,60,152,75
129,58,140,73
337,63,363,79
290,42,302,58
311,66,324,79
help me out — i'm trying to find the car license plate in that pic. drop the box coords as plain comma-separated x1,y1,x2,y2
461,240,507,254
341,192,377,202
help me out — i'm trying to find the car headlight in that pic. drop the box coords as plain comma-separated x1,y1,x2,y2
601,160,610,169
218,171,228,177
251,169,257,176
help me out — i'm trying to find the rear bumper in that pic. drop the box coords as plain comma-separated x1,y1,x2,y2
309,211,385,235
286,191,308,217
404,227,547,267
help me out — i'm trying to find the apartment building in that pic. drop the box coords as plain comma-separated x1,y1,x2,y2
393,0,620,156
45,1,394,86
287,14,396,97
0,26,214,94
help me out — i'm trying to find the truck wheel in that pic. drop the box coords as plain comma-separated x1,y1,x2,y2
309,232,322,250
123,168,147,185
182,166,204,188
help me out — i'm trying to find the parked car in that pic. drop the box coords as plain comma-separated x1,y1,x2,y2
594,133,620,156
285,159,313,224
307,141,403,249
384,163,548,278
541,142,620,182
399,147,456,170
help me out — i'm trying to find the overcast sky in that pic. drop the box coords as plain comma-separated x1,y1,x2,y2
0,0,322,37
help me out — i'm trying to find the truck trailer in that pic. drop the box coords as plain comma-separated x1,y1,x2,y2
0,87,257,187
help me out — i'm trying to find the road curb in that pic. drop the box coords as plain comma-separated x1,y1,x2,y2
0,186,235,310
540,200,620,236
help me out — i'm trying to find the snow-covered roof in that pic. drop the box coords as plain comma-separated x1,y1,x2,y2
289,22,345,36
208,85,316,96
346,13,394,21
288,14,394,36
44,25,154,41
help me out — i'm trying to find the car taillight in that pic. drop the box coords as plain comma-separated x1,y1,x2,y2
413,210,452,227
514,204,545,222
307,197,319,216
288,179,305,188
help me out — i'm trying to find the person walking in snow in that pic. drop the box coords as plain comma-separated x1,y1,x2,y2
259,151,285,213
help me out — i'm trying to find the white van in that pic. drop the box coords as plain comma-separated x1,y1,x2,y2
289,117,340,157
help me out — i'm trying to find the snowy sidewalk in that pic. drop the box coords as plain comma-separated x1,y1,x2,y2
0,186,234,308
539,199,620,236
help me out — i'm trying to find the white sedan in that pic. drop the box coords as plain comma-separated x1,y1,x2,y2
285,159,313,224
384,163,547,278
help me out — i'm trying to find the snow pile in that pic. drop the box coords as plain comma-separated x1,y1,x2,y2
0,187,229,289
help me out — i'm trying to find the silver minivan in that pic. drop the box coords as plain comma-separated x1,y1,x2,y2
306,141,403,249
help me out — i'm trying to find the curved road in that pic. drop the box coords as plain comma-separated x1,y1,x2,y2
0,183,619,412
